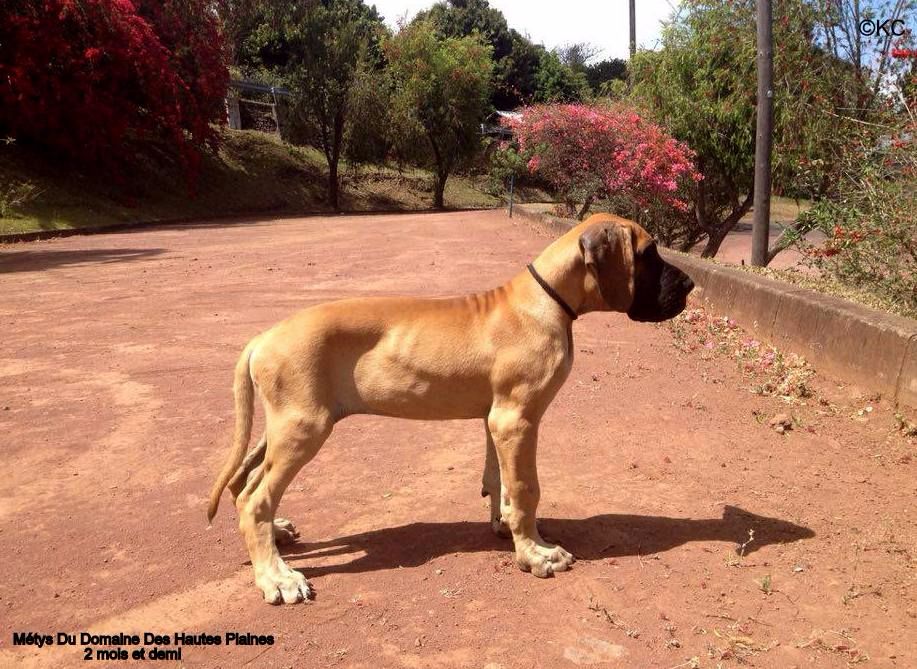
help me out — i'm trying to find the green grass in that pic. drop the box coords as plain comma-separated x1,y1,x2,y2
0,130,528,235
739,195,812,226
738,264,916,321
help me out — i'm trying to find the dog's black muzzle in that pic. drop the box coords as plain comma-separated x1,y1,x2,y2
627,259,694,323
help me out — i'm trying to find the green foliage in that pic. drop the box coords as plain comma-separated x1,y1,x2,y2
629,0,873,258
271,0,386,208
485,143,528,194
534,51,591,103
597,78,628,101
585,58,628,96
216,1,275,68
631,3,753,179
414,0,519,107
496,31,545,106
416,0,512,62
797,130,917,318
385,21,493,208
344,62,392,167
629,2,756,256
217,1,296,79
415,0,590,108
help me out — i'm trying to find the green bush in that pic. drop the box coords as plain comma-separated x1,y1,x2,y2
485,143,527,195
798,132,916,318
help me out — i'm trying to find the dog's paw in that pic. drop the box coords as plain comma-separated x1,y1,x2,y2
256,560,313,605
491,518,511,539
515,541,575,578
273,517,299,546
482,488,511,539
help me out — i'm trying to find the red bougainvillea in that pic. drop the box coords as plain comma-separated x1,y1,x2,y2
0,0,228,179
507,104,701,213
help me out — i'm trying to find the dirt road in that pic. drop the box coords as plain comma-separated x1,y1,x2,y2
1,210,913,668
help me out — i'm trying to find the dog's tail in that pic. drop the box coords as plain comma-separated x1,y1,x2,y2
207,338,258,523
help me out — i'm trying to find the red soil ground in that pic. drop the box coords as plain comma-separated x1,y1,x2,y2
0,210,913,668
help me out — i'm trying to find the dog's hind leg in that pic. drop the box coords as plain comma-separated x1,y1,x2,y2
236,408,333,604
228,435,300,546
481,420,510,538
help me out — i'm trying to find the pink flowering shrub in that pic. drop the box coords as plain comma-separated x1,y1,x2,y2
506,103,701,218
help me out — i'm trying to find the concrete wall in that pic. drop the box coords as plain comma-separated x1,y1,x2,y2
664,252,917,408
513,207,917,408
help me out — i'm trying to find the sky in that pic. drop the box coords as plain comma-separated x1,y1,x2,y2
368,0,680,61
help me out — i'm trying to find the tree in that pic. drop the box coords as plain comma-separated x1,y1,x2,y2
629,0,876,258
416,0,530,108
534,51,591,103
416,0,512,60
810,0,914,119
798,116,916,317
584,58,628,95
386,21,493,209
214,0,267,67
415,0,594,108
508,103,700,221
277,0,384,210
0,0,228,181
498,30,546,106
344,59,393,167
556,42,602,73
218,2,293,79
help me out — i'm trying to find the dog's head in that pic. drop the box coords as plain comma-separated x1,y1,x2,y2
579,217,694,322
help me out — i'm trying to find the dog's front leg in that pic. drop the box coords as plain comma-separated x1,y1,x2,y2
481,420,510,538
487,406,574,577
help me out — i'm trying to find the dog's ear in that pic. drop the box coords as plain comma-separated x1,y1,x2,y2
579,222,635,312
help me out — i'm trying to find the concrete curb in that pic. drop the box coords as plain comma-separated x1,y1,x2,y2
512,206,917,408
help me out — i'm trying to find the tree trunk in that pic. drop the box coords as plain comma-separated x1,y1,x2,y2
576,194,594,220
700,191,754,258
700,228,729,258
427,131,449,210
433,170,448,210
328,112,346,212
764,217,814,266
427,130,452,209
328,159,340,211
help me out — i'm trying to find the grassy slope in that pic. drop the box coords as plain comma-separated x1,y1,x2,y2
739,195,811,226
0,130,528,235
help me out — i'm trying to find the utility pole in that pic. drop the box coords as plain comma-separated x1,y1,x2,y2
751,0,773,266
629,0,636,59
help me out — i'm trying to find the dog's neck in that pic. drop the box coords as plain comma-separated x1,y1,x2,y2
524,222,604,319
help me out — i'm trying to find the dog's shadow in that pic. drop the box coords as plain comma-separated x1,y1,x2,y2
280,505,814,578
